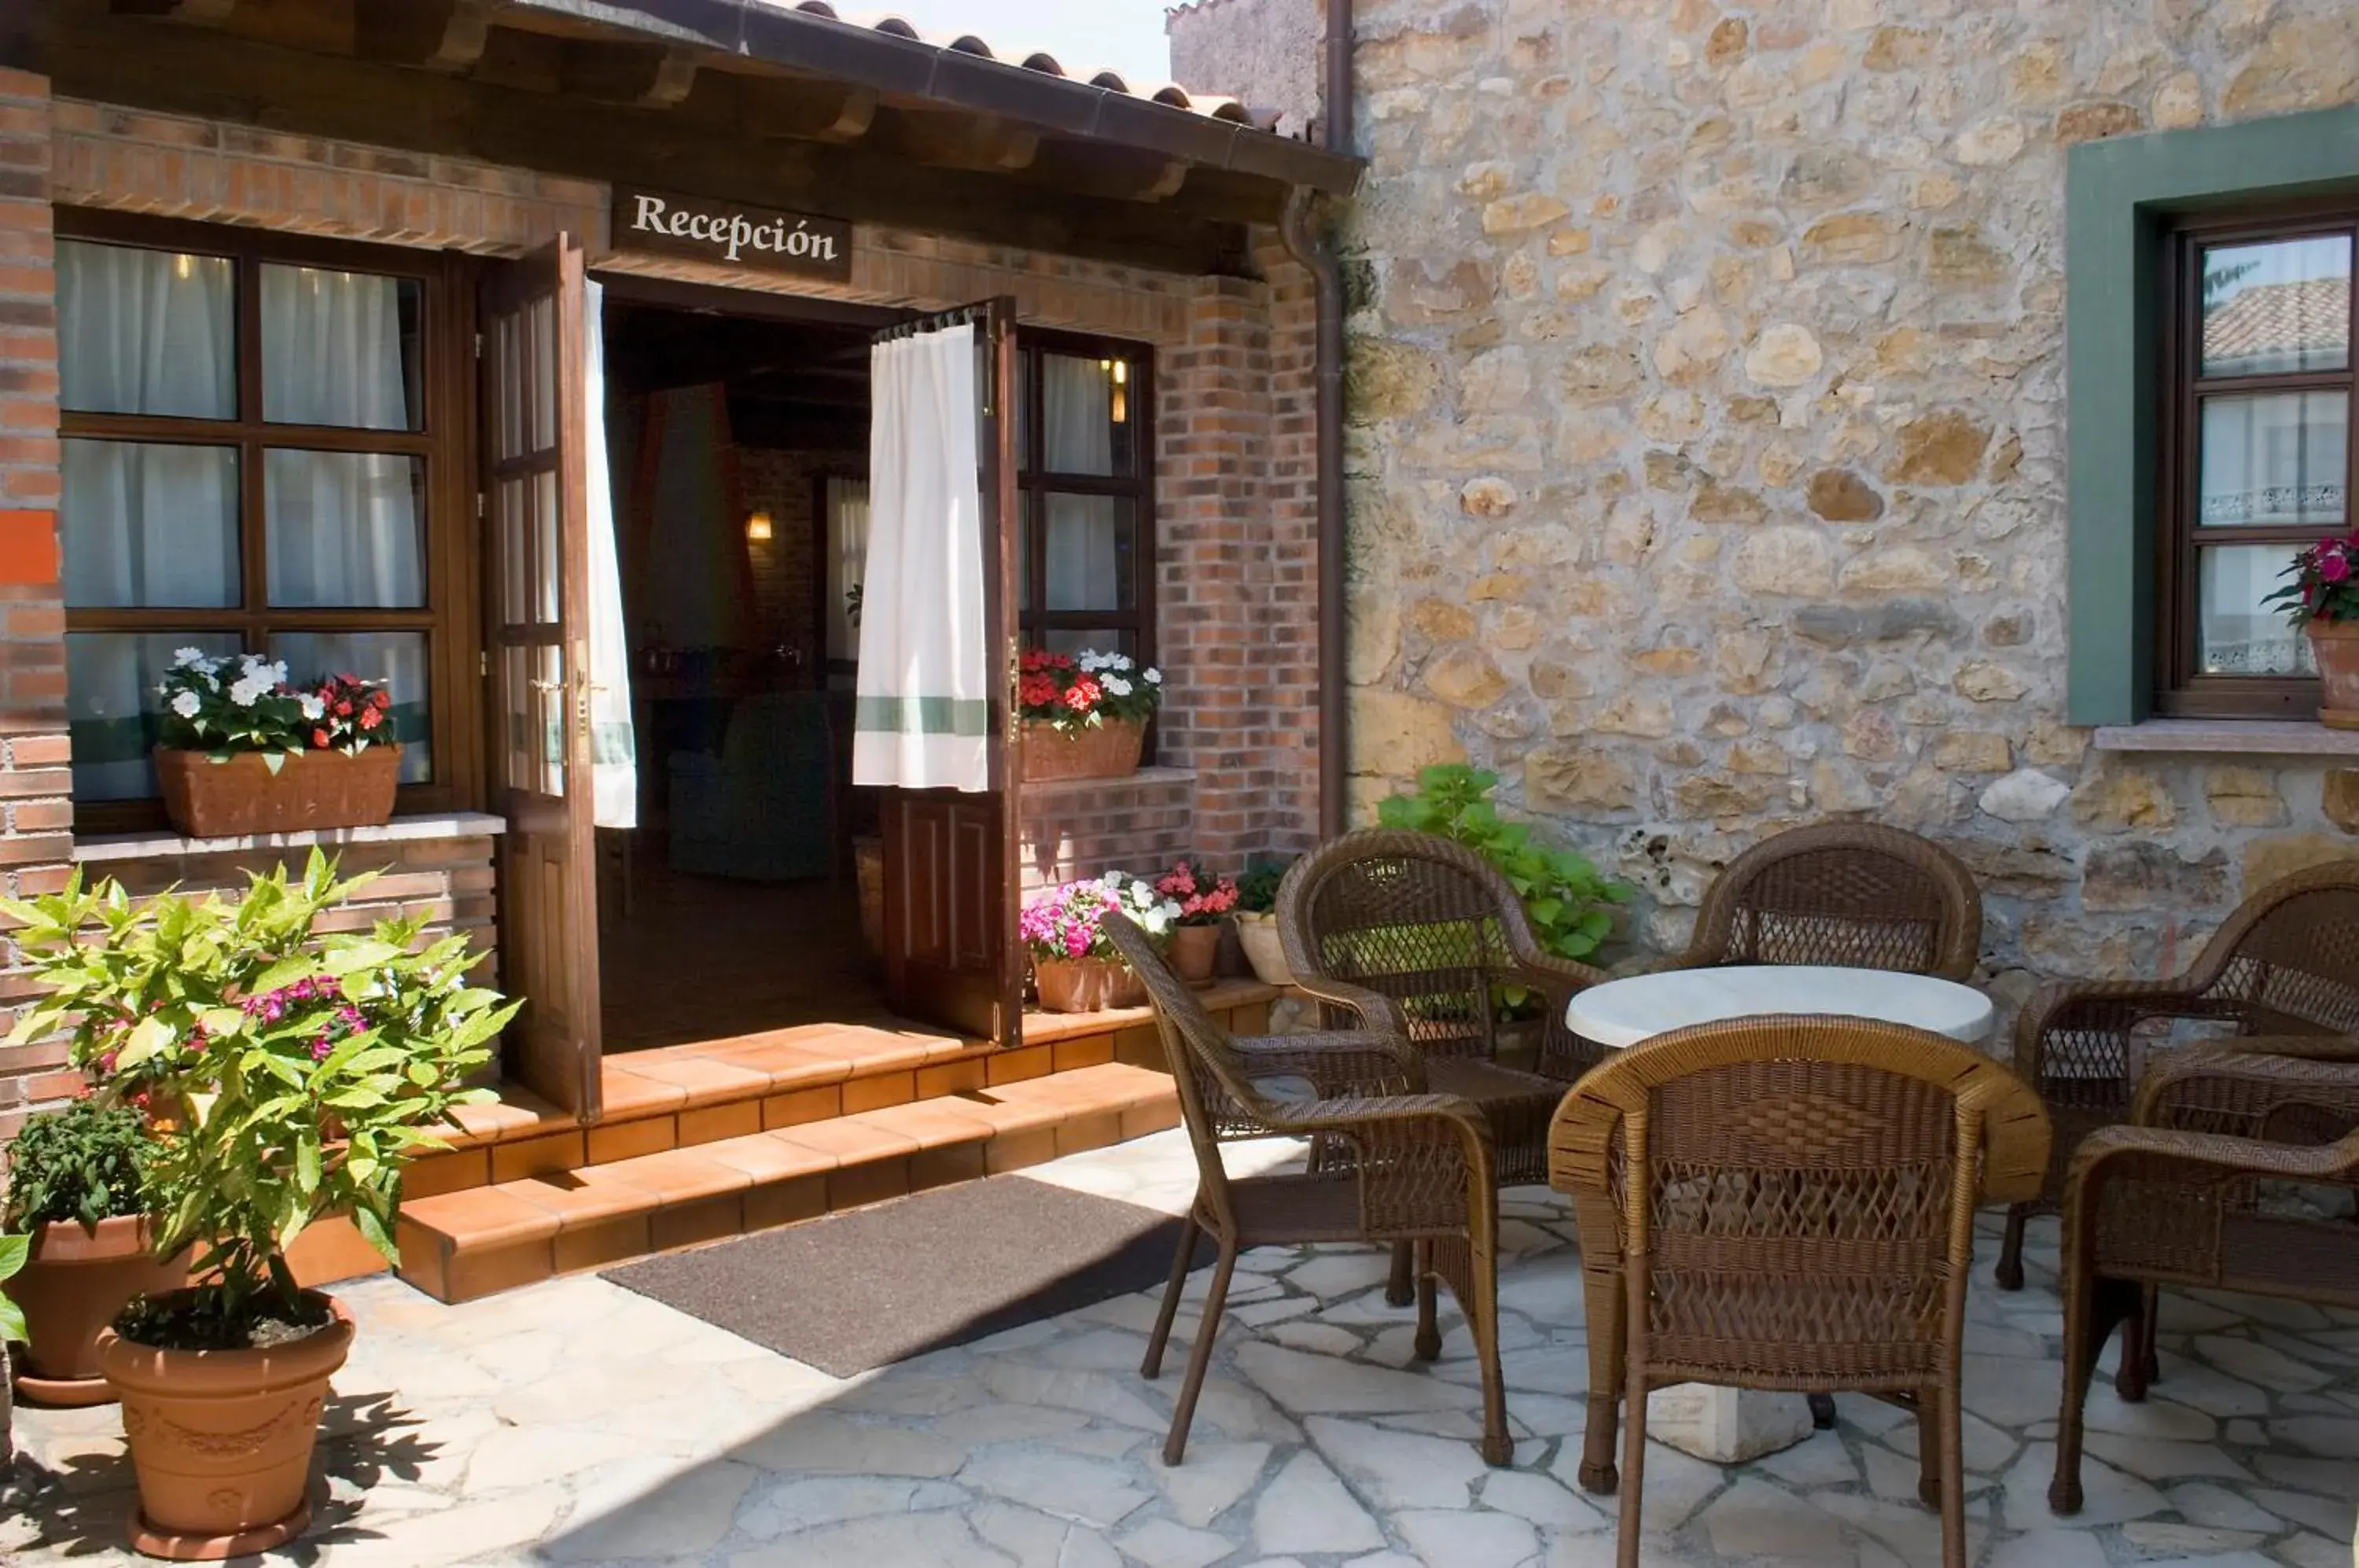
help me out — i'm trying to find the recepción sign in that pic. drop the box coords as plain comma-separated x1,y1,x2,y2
611,186,853,282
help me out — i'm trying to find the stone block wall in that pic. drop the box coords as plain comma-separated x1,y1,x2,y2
1335,1,2359,1016
1168,0,1323,137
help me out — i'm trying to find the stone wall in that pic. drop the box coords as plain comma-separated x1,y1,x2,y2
1338,0,2359,1018
1167,0,1323,137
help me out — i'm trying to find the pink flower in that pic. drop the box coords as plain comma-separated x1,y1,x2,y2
2322,551,2350,583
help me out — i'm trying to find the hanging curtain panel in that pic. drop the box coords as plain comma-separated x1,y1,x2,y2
853,322,989,793
583,278,638,830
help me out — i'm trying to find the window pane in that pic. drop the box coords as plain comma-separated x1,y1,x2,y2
2198,392,2349,528
67,632,240,801
57,241,235,420
1042,495,1137,612
263,449,425,607
826,477,869,666
1038,628,1139,661
61,440,240,608
2199,544,2318,675
2201,235,2352,376
270,631,431,783
260,266,424,429
1041,354,1137,477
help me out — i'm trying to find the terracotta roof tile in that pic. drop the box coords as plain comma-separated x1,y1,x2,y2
767,2,1275,127
2203,278,2352,374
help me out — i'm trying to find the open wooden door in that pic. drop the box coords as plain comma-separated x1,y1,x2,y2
482,235,603,1118
874,300,1025,1046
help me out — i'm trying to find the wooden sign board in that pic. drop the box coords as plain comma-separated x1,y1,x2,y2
611,186,853,282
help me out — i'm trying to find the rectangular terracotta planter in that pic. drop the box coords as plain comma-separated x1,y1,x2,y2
1020,718,1144,782
154,745,403,839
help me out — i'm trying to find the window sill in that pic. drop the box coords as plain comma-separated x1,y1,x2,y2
1018,765,1196,797
2091,720,2359,757
74,810,508,865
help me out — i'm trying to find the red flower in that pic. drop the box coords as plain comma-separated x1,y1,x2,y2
312,727,331,748
371,689,392,709
1062,677,1101,712
336,700,354,716
359,706,382,731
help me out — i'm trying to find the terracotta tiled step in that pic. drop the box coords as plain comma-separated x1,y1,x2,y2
393,1062,1183,1303
400,985,1281,1200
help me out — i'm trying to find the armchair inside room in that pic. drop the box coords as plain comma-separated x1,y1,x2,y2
667,690,834,882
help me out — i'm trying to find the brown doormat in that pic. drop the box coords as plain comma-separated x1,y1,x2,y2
600,1175,1211,1378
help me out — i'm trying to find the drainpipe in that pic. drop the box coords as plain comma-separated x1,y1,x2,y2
1287,0,1353,840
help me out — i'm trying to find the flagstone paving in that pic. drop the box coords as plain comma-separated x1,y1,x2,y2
3,1129,2353,1566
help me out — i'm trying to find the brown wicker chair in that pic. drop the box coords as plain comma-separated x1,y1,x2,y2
1278,829,1609,1305
2052,1046,2359,1515
1099,911,1514,1467
1548,1016,2050,1568
1998,861,2359,1293
1662,822,1982,979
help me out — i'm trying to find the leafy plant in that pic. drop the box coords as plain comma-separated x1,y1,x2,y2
1375,764,1636,966
1,1096,151,1231
1020,873,1180,963
156,649,397,768
3,852,518,1344
1154,859,1239,926
1016,649,1163,734
2265,532,2359,628
1234,858,1292,916
0,1231,25,1345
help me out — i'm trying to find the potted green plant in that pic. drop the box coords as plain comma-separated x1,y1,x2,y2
3,852,516,1559
1377,765,1634,1038
1021,873,1178,1012
1,1231,25,1467
1231,859,1295,986
2264,532,2359,727
1152,859,1239,987
3,1096,188,1408
1016,649,1163,782
153,653,403,838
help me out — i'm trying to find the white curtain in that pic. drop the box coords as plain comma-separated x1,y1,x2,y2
826,475,870,673
583,279,638,829
1042,355,1119,612
853,322,989,793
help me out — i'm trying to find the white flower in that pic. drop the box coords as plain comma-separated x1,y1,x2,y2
1102,675,1132,698
168,690,201,720
1076,651,1106,672
1143,668,1162,685
171,646,208,668
226,676,268,708
299,694,326,720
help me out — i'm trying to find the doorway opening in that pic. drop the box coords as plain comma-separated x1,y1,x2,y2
594,293,882,1051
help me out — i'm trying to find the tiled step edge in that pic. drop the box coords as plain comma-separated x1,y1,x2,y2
394,1062,1183,1303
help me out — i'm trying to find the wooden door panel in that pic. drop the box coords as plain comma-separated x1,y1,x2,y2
873,300,1025,1046
482,235,602,1118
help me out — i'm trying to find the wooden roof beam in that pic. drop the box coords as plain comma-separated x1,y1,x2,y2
893,112,1038,174
560,38,698,109
106,0,240,20
742,79,878,145
351,0,500,72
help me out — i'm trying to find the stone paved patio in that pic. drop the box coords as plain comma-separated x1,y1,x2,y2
4,1129,2354,1567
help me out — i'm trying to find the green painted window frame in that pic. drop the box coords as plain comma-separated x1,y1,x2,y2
2066,104,2359,726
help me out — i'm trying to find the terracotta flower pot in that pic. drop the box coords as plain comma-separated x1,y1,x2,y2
101,1293,355,1561
11,1216,193,1408
1169,923,1220,988
1020,719,1144,782
154,745,403,841
2311,623,2359,730
1235,911,1294,987
1034,957,1147,1014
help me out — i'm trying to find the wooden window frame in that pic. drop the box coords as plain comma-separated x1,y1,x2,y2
2155,199,2359,719
1015,329,1157,673
56,209,481,834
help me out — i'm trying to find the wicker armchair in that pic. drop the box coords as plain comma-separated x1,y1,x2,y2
2052,1047,2359,1515
1998,861,2359,1291
1099,911,1513,1467
1548,1016,2049,1568
1662,822,1982,979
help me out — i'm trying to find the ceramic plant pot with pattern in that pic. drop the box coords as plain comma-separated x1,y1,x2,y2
153,746,402,840
1233,911,1294,986
100,1292,355,1561
2309,622,2359,730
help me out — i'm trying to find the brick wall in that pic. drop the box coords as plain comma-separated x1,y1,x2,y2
1018,771,1195,892
0,68,70,1145
77,833,499,953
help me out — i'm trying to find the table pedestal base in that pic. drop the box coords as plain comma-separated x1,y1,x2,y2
1645,1384,1816,1463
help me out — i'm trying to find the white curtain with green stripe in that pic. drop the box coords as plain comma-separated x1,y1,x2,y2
852,322,990,793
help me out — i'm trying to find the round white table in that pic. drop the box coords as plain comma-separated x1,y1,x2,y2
1561,963,1994,1464
1565,963,1994,1051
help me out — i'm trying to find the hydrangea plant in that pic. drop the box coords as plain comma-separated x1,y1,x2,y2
1020,872,1180,963
3,852,517,1346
